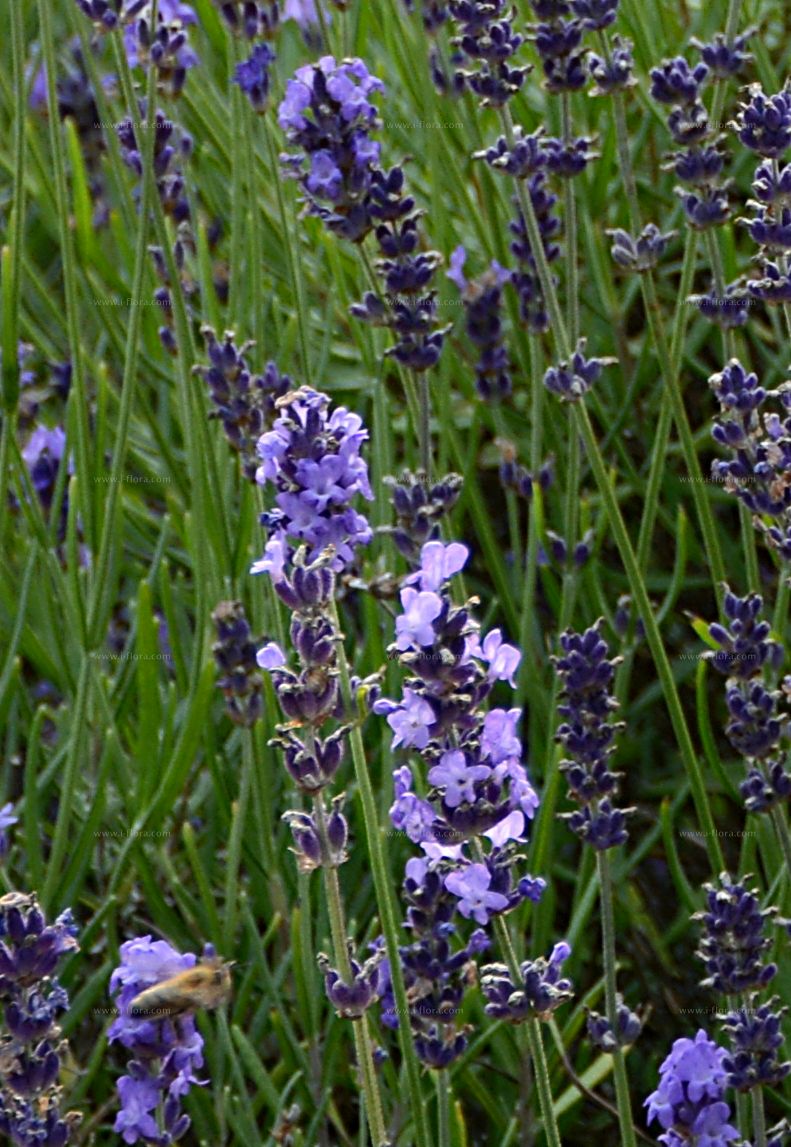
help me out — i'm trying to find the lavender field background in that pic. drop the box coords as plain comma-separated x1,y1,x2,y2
2,0,791,1144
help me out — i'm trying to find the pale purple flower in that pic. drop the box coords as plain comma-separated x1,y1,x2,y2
390,767,436,843
114,1075,160,1145
395,588,443,650
447,245,468,290
445,863,510,925
0,802,18,859
482,707,522,764
406,540,470,592
386,688,436,749
257,642,287,670
472,628,521,686
485,809,525,846
428,749,491,808
284,0,321,26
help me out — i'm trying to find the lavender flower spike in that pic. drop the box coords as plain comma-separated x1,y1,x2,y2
645,1029,739,1147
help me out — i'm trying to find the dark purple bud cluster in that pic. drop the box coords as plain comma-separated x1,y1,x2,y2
498,442,553,501
73,0,127,29
211,600,264,727
402,0,450,33
707,587,784,680
117,103,192,222
124,2,199,98
384,470,463,562
0,892,80,1147
21,427,69,532
318,946,383,1019
278,57,384,243
543,338,615,402
31,40,108,224
542,528,593,569
283,796,349,871
586,34,635,96
195,327,290,479
587,994,642,1051
480,941,573,1021
608,223,677,273
446,246,512,400
509,174,561,332
569,0,617,30
695,873,779,995
373,858,488,1067
704,588,791,805
149,227,199,353
553,622,635,849
649,53,737,255
691,30,754,80
233,42,276,112
447,1,530,107
351,167,448,372
731,82,791,306
720,998,790,1091
709,357,791,577
528,2,586,94
213,0,280,38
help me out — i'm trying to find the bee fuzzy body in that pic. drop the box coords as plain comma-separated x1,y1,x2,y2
128,957,233,1020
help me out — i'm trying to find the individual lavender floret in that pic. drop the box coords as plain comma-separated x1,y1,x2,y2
553,621,635,849
318,947,383,1019
481,942,573,1021
447,246,512,400
233,42,276,112
586,34,635,96
117,103,193,221
691,30,754,79
732,82,791,159
402,0,449,32
497,440,553,501
0,804,17,861
195,328,290,480
384,470,462,561
706,587,783,680
694,873,779,996
644,1029,739,1147
251,387,373,577
677,184,730,230
278,56,384,242
109,936,209,1144
211,600,263,727
0,892,81,1147
448,0,530,107
213,0,280,38
543,338,615,402
608,223,676,272
22,426,68,519
124,1,199,97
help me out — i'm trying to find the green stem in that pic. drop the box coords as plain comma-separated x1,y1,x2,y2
329,599,433,1147
3,0,26,415
418,370,432,477
36,0,94,555
436,1069,451,1147
87,10,160,645
751,1085,767,1147
573,402,724,871
311,794,389,1147
597,851,637,1147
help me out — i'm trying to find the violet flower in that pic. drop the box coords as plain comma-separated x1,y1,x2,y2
109,936,211,1144
644,1029,739,1147
447,246,513,400
211,601,264,727
124,1,199,97
0,892,80,1147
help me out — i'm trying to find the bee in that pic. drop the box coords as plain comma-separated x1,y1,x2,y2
129,956,234,1020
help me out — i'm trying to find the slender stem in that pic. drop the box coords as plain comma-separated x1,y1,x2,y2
561,95,579,345
312,794,389,1147
87,11,160,645
329,599,433,1147
262,117,313,387
436,1069,451,1147
597,851,638,1147
417,370,432,477
36,0,94,555
573,402,725,871
769,805,791,909
488,911,563,1147
751,1085,768,1147
3,0,26,415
